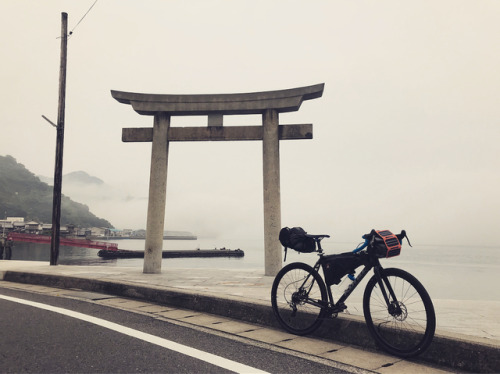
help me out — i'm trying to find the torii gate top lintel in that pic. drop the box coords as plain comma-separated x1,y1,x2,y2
111,83,324,116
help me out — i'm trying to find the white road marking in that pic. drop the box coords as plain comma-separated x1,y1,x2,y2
0,294,269,374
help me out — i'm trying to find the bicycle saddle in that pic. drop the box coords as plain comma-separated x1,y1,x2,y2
305,233,330,240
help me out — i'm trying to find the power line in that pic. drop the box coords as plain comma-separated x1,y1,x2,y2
69,0,99,37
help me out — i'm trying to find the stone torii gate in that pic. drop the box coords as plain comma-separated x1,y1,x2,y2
111,83,324,276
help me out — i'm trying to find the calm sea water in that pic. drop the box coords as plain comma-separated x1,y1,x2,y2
7,238,500,303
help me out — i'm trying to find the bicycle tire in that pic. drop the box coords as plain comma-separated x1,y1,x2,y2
271,262,328,335
363,268,436,357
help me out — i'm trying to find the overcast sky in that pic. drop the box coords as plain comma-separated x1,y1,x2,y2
1,1,499,246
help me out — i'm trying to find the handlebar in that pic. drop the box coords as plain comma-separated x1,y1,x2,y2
353,238,369,253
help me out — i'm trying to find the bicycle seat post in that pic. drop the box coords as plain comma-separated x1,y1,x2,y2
316,238,324,253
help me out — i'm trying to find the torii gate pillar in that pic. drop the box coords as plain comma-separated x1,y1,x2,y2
262,109,281,275
111,84,324,275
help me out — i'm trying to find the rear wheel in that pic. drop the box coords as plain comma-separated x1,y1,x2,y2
271,262,328,335
363,268,436,357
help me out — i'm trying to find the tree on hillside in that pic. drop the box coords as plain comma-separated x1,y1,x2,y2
0,155,113,228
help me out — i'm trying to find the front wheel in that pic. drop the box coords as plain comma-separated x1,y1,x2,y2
271,262,328,335
363,268,436,357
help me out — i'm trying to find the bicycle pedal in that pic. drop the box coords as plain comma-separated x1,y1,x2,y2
332,303,347,313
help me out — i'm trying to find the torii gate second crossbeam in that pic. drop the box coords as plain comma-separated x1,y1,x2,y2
111,83,324,275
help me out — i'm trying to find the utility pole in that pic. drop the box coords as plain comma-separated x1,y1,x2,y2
50,12,68,265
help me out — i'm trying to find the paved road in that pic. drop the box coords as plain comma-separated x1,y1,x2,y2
0,287,358,373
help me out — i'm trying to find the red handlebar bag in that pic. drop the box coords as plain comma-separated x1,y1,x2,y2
373,230,401,258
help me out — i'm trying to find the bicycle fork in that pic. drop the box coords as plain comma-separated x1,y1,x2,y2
373,267,403,317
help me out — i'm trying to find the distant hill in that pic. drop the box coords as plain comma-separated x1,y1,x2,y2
38,170,104,186
0,155,113,228
64,171,104,185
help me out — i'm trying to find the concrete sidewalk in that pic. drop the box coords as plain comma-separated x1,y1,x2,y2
1,260,499,373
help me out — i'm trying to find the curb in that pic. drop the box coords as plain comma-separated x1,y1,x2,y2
3,270,499,373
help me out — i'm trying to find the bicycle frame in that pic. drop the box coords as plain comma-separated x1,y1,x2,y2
304,238,400,316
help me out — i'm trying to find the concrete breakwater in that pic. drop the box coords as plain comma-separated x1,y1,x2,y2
90,235,197,241
97,248,244,259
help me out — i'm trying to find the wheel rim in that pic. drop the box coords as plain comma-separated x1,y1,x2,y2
274,267,325,333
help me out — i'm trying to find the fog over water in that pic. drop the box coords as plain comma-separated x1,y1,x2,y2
1,1,499,250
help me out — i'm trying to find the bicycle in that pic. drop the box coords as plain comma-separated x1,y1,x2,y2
271,228,436,358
